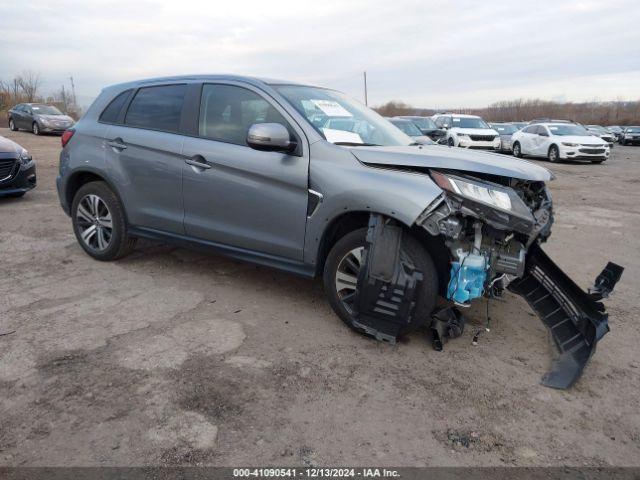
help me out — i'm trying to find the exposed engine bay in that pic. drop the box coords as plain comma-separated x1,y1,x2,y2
350,169,623,389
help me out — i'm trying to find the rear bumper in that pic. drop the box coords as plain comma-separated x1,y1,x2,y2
0,162,36,196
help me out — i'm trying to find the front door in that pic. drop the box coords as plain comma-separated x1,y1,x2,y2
181,82,309,261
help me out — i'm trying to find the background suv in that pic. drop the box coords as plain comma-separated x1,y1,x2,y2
432,113,500,149
8,103,75,135
512,123,610,163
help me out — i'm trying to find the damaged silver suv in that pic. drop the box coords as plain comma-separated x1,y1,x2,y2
57,75,623,389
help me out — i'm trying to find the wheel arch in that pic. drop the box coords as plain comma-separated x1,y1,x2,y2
315,210,451,294
64,169,129,222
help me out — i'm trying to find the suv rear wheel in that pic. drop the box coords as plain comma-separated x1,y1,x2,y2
71,181,136,261
323,227,439,335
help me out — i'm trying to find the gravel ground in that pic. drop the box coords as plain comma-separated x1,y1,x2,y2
1,128,639,467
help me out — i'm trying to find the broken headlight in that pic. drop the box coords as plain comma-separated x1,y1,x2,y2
430,171,533,221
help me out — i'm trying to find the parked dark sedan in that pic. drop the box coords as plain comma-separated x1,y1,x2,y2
0,135,36,197
388,118,435,145
394,115,445,141
620,126,640,145
8,103,75,135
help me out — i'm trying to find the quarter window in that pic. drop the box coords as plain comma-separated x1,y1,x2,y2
99,90,132,124
199,84,290,146
124,84,187,133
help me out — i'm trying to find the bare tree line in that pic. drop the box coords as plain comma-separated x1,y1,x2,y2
375,98,640,126
0,71,81,121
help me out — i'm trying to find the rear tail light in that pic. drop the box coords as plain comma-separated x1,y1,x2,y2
61,129,75,148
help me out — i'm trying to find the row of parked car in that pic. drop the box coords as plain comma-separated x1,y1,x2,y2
388,114,640,163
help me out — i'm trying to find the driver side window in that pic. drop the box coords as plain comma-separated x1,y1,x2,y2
199,84,291,147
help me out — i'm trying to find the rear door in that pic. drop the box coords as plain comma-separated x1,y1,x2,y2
103,84,187,234
531,126,549,155
15,105,29,129
181,81,309,261
519,126,536,154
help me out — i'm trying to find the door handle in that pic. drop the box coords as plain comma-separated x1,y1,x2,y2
107,139,127,150
185,158,211,170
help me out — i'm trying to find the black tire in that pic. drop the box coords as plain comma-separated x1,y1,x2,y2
548,144,560,163
512,142,522,157
71,181,136,261
32,122,40,135
447,137,455,147
8,118,17,131
323,227,439,336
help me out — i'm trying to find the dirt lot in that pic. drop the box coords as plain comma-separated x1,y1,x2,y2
1,127,639,467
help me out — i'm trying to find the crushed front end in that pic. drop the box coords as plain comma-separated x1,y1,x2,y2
414,170,623,389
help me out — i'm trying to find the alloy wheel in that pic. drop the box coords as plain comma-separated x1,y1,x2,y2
76,194,113,251
33,123,39,135
335,246,364,314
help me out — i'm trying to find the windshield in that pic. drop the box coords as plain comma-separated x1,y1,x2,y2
405,117,436,130
491,123,517,134
390,120,423,136
587,126,607,134
275,85,412,146
31,105,63,115
547,124,590,136
452,116,490,129
626,127,640,133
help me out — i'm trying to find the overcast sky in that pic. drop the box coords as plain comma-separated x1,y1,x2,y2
1,0,639,108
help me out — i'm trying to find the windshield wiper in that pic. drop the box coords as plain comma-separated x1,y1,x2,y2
333,142,382,147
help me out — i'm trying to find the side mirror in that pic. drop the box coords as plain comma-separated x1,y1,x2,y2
247,123,296,153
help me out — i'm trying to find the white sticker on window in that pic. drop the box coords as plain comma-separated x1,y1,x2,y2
32,107,40,110
322,128,363,144
549,126,558,130
452,118,460,122
311,100,352,117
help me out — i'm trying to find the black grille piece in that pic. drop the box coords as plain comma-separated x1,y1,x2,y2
0,159,16,181
579,148,605,154
508,244,621,389
469,135,496,142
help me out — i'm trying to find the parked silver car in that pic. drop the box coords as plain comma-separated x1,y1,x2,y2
8,103,75,135
56,75,623,388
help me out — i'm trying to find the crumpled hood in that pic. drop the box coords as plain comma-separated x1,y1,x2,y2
350,144,553,181
0,135,24,156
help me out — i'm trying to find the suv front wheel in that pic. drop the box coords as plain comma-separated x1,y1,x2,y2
323,227,439,336
71,181,136,261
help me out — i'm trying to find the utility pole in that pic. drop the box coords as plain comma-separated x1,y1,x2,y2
363,71,368,106
69,76,77,106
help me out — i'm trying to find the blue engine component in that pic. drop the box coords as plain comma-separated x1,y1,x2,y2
447,253,488,304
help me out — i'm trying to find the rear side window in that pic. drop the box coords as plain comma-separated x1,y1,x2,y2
99,90,132,124
124,84,187,133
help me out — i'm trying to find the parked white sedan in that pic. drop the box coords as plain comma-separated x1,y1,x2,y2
512,123,610,163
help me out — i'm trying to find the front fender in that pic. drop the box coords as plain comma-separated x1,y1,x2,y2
303,141,443,266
